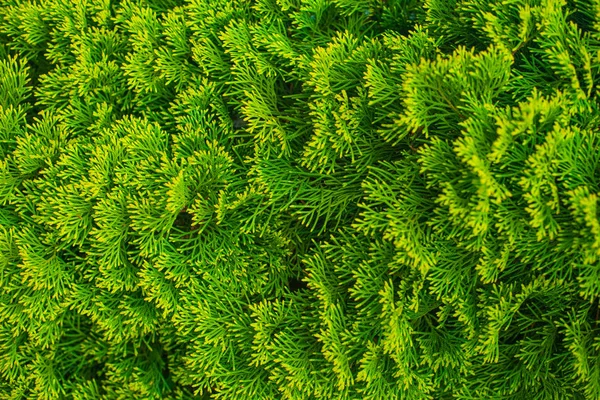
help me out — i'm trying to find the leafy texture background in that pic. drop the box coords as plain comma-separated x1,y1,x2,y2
1,0,600,399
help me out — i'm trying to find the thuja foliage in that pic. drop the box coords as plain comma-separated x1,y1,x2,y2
1,0,600,398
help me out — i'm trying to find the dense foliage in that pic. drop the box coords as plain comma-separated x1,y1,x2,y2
1,0,600,398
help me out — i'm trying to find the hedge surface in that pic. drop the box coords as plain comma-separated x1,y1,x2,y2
1,0,600,399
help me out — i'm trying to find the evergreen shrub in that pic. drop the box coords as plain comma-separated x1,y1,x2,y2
1,0,600,398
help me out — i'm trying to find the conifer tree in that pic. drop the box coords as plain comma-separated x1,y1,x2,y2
1,0,600,399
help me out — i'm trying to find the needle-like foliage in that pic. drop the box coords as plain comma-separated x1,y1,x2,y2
1,0,600,399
